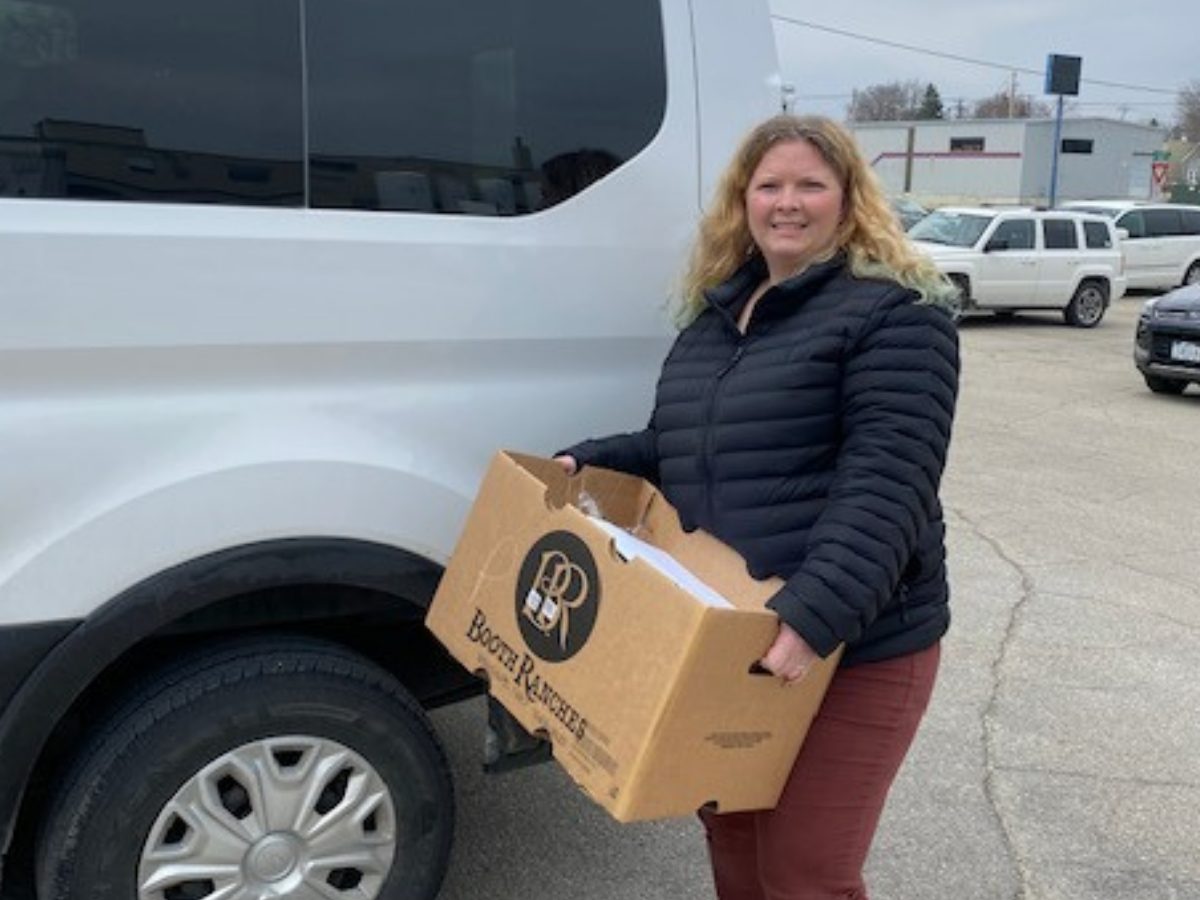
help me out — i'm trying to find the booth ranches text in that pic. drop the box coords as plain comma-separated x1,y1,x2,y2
466,608,589,740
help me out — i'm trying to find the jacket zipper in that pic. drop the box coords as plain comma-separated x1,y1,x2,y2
897,581,911,623
701,340,745,529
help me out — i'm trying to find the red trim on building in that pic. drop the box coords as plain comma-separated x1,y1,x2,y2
870,151,1023,166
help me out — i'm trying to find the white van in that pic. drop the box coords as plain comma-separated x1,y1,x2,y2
1061,201,1200,290
0,2,782,897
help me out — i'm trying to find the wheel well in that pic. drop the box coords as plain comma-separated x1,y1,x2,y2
946,273,971,305
4,544,482,885
1076,276,1110,297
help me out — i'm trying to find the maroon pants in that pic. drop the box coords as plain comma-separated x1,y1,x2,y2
700,642,941,900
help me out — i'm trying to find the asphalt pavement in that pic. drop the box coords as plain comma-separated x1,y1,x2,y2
430,294,1200,900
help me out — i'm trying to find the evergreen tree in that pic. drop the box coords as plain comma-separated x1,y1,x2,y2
917,84,944,120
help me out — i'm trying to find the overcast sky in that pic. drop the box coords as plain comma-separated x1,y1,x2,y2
769,1,1195,126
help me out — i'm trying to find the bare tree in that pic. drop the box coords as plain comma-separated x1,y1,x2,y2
973,91,1051,119
1177,80,1200,142
847,80,925,122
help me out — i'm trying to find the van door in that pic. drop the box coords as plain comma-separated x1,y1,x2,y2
1144,208,1188,287
1116,211,1152,289
1118,209,1178,289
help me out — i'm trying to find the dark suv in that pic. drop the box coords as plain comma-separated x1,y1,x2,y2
1134,283,1200,394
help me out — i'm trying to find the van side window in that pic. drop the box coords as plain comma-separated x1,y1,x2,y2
1118,211,1146,239
1143,208,1184,237
1180,209,1200,235
1082,221,1112,249
304,0,666,215
0,0,304,205
1043,219,1078,250
986,219,1035,251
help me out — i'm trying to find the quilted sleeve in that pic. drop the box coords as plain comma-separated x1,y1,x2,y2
558,412,660,484
766,297,960,656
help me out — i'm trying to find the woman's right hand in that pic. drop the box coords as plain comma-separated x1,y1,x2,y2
553,454,578,476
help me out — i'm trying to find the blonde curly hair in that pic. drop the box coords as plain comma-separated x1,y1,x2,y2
676,114,954,325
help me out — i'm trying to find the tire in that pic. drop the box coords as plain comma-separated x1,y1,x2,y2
36,636,454,900
1063,280,1108,328
1184,261,1200,287
1144,374,1188,395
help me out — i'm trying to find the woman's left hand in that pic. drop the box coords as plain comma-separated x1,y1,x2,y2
760,621,820,685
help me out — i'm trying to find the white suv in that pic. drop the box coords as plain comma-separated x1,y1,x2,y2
0,1,781,897
1061,200,1200,291
910,207,1127,327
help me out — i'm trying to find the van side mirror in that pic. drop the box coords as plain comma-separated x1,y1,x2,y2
1115,227,1130,240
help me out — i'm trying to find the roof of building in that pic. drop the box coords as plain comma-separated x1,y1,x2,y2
848,117,1166,134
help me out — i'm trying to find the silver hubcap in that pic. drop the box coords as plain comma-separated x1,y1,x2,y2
1186,264,1200,285
138,736,396,900
1076,286,1104,324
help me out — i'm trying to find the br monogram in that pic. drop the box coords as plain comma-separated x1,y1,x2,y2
515,531,601,662
522,549,591,652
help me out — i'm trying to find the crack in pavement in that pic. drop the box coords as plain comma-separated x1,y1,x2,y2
989,763,1200,791
948,504,1034,900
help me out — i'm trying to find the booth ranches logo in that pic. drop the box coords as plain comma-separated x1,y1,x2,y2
461,531,599,742
515,531,601,662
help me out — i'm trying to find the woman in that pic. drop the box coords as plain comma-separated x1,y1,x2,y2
557,115,960,898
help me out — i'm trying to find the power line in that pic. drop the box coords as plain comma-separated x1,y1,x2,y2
771,15,1180,96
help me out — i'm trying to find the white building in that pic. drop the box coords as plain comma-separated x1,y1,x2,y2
850,117,1166,206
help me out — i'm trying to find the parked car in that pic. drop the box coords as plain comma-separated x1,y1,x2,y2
910,206,1127,327
890,196,929,230
1061,200,1200,291
0,1,783,897
1134,283,1200,394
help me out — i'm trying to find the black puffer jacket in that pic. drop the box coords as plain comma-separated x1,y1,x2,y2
566,254,960,666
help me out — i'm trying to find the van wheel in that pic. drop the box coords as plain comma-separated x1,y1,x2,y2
1184,261,1200,286
1064,280,1108,327
36,637,454,900
1144,374,1188,395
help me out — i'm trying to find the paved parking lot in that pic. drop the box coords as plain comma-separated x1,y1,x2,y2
431,294,1200,900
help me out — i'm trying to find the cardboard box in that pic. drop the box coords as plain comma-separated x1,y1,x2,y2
426,451,841,822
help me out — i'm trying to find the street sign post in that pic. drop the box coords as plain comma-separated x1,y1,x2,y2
1045,54,1082,208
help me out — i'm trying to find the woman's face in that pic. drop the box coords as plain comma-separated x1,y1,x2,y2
744,139,844,282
